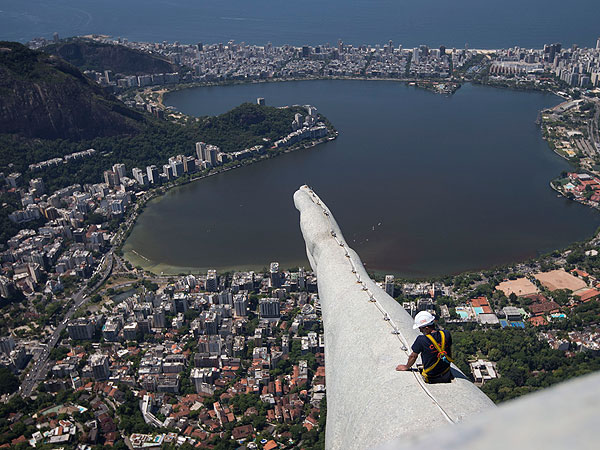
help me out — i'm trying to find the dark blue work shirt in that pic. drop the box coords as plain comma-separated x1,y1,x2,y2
411,329,452,377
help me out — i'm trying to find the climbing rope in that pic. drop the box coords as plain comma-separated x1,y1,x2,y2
303,186,455,425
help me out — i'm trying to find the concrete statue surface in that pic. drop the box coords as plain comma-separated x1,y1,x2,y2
293,185,495,450
379,369,600,450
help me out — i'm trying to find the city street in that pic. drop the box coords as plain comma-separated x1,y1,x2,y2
19,252,114,397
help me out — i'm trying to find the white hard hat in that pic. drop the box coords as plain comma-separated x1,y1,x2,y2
413,311,435,329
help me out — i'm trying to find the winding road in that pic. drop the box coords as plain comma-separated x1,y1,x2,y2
19,252,114,397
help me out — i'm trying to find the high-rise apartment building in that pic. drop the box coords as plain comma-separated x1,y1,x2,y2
132,168,148,185
183,156,197,174
270,262,281,288
146,165,160,184
233,294,248,317
67,318,95,340
384,275,395,297
412,47,420,64
206,147,218,166
29,178,45,194
90,354,110,381
259,298,280,319
104,170,119,187
152,308,166,328
0,336,15,355
206,270,218,291
169,157,185,178
112,163,126,181
162,164,173,180
195,142,207,161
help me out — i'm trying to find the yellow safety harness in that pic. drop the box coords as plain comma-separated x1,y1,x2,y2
421,331,454,383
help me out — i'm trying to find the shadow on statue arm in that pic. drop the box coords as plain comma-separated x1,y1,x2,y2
405,365,469,382
450,367,470,381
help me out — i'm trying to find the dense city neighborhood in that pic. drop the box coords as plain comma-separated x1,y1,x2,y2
1,35,600,448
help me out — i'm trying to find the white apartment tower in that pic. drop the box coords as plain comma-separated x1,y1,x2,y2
233,294,248,317
195,142,207,160
112,163,126,180
206,269,218,291
270,262,281,288
90,354,110,381
384,275,395,297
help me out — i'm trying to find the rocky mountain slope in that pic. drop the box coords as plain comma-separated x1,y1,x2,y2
0,41,147,140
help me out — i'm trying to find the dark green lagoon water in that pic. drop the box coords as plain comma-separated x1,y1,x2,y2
123,81,599,277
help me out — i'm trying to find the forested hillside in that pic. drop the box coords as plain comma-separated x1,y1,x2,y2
0,103,303,192
0,41,148,140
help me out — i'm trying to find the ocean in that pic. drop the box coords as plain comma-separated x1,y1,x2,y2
2,0,600,49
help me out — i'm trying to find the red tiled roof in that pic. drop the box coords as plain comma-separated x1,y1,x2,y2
231,424,254,440
572,269,590,278
524,293,549,303
105,432,118,442
192,429,208,440
576,289,600,302
529,301,561,315
11,436,27,445
470,296,489,307
529,316,548,326
264,440,278,450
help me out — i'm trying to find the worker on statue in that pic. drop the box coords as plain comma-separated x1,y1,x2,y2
396,311,455,384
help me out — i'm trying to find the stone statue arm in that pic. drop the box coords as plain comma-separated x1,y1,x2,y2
293,185,600,450
293,185,495,450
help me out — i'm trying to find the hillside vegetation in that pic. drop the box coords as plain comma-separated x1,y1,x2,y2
450,326,600,403
0,40,307,194
0,101,303,192
0,41,147,140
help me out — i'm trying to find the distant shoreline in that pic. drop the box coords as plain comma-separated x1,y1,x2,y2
152,76,462,111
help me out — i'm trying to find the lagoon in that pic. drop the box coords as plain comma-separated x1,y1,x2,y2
123,80,599,277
